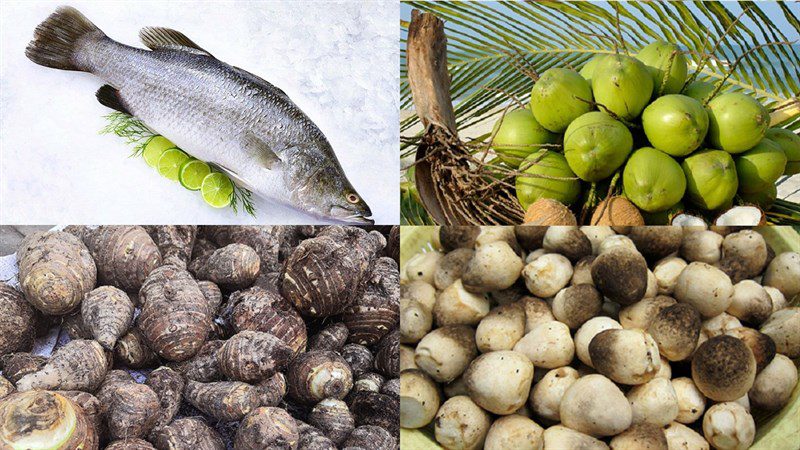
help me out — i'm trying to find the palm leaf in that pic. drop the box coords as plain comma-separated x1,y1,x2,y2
400,1,800,223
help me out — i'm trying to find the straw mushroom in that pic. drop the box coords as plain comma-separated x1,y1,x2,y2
673,262,734,317
484,415,544,450
702,402,755,450
551,284,603,329
399,298,432,344
439,227,480,251
760,307,800,358
401,281,436,312
609,423,668,450
663,422,710,450
626,377,679,426
671,377,706,424
522,254,573,298
726,280,772,325
653,256,687,295
724,327,776,372
559,374,632,437
514,226,548,251
434,396,491,450
702,312,743,338
718,230,768,283
414,326,477,383
589,329,661,384
619,296,676,330
591,248,649,305
748,354,798,411
691,335,756,402
433,248,473,290
680,230,723,264
399,369,440,429
405,251,443,284
513,321,574,369
542,425,609,450
574,317,622,367
570,256,595,285
529,366,580,422
461,241,523,293
647,303,701,361
475,303,526,352
433,280,490,326
762,252,800,299
464,351,533,415
598,234,636,254
763,286,787,313
543,227,592,262
520,296,555,332
627,227,683,263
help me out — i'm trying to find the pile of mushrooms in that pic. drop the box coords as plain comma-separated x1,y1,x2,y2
400,226,800,450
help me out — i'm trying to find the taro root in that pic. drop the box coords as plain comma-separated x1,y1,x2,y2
0,391,98,449
0,353,47,384
219,331,293,383
235,407,300,450
282,227,385,317
80,226,162,292
167,340,224,382
257,372,287,407
195,243,260,291
144,225,197,265
349,391,400,436
0,283,37,354
138,263,212,362
81,285,135,350
16,339,108,392
308,398,355,444
152,417,225,450
591,248,649,305
204,225,308,273
691,335,756,402
0,377,14,399
146,366,186,433
197,281,223,315
104,381,161,440
296,420,337,450
17,231,97,315
343,425,397,450
308,323,349,352
373,328,399,378
350,372,386,398
341,257,400,345
115,327,159,369
184,380,261,422
228,286,307,355
106,439,156,450
340,344,374,376
287,351,354,404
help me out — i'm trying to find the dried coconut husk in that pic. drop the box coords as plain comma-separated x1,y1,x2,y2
591,196,644,226
524,199,577,225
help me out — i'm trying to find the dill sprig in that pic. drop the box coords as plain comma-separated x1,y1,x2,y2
100,112,156,157
101,112,258,217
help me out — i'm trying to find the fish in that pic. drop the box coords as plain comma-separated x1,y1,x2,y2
25,6,374,224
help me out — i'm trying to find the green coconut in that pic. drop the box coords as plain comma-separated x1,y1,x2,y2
641,201,685,225
491,109,558,168
592,54,654,121
739,184,777,210
683,81,718,103
636,40,688,96
681,149,739,210
516,150,581,209
579,54,606,84
622,147,686,212
706,92,770,154
642,94,709,156
765,127,800,175
563,111,633,182
735,139,787,194
530,68,594,133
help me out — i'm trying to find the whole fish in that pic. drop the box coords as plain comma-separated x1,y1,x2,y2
26,6,374,224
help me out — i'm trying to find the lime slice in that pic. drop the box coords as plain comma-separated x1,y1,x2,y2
142,136,177,167
179,159,211,191
157,148,191,181
201,172,234,208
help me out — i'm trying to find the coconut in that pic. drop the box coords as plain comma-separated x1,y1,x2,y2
682,80,718,102
579,54,605,84
671,213,707,227
641,95,708,156
563,112,634,182
739,184,777,210
765,127,800,175
591,196,645,226
735,139,787,194
523,199,577,226
681,149,738,210
491,109,558,168
530,68,594,133
591,54,654,121
636,41,688,96
706,93,770,154
515,150,581,210
714,206,766,227
622,147,686,213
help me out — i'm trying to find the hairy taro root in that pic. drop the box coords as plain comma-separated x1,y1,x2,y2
308,322,349,352
219,330,293,383
106,439,156,450
146,366,186,433
228,286,307,355
168,340,224,382
82,285,135,350
282,226,385,317
138,263,212,362
0,391,98,449
80,225,162,291
0,283,37,354
341,257,400,345
308,398,355,444
184,380,261,422
17,231,97,315
15,339,107,392
103,381,161,440
196,243,260,291
235,407,300,450
288,351,354,404
145,225,198,265
0,353,47,384
152,417,225,450
115,327,159,369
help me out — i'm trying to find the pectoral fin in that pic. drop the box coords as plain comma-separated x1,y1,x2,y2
243,132,282,170
139,27,213,56
96,84,132,115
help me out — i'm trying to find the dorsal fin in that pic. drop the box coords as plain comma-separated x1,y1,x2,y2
139,27,212,56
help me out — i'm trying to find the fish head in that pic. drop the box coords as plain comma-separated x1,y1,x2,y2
295,164,374,224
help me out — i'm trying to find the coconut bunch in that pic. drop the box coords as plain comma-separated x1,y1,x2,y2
488,41,799,227
401,225,800,450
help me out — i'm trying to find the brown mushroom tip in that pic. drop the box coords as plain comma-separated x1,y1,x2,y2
439,226,480,251
691,335,756,402
590,248,649,305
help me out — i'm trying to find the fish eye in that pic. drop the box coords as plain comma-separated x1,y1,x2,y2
346,193,360,204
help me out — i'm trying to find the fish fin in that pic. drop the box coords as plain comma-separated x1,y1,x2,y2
25,6,104,72
96,85,132,115
139,27,212,56
244,132,282,170
232,66,290,100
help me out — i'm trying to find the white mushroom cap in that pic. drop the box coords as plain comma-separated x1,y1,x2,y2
519,296,555,333
626,377,679,426
570,256,595,286
400,369,441,428
405,251,443,284
434,248,474,290
748,353,798,411
574,316,622,367
655,356,672,380
542,425,609,450
475,303,526,352
579,226,616,255
644,269,658,299
400,299,432,344
653,256,688,295
760,306,800,358
674,262,734,317
476,226,518,249
559,374,632,437
522,254,573,298
434,395,492,450
702,402,755,450
680,230,723,264
464,351,534,415
598,234,636,254
526,248,549,263
664,422,710,450
701,312,743,338
671,377,706,424
484,414,544,450
609,423,668,450
589,328,661,385
401,280,436,311
763,286,787,313
762,252,800,299
461,241,524,293
513,321,574,369
529,366,580,422
433,279,490,326
726,280,773,325
415,325,477,383
400,344,418,372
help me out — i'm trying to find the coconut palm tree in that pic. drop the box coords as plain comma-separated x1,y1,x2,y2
400,1,800,225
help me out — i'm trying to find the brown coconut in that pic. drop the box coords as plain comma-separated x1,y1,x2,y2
591,197,645,226
524,199,577,225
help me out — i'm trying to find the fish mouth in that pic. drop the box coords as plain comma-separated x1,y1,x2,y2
339,213,375,225
328,205,374,224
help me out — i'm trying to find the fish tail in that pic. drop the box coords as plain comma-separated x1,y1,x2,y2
25,6,104,72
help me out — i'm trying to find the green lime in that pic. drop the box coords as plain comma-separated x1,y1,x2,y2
179,159,211,191
201,172,234,208
143,136,177,167
157,148,191,181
